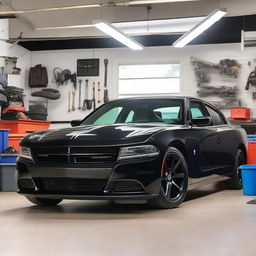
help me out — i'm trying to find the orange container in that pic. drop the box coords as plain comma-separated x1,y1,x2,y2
8,134,27,152
0,120,50,134
247,142,256,164
230,108,250,120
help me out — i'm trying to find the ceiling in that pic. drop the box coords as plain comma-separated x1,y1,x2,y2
0,0,255,50
19,14,256,51
2,0,256,40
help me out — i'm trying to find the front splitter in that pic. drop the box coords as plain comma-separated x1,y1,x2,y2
18,192,159,200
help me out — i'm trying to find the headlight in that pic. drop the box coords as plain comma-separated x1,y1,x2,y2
19,147,32,160
118,145,159,160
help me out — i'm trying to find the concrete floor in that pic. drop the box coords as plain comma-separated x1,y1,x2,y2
0,183,256,256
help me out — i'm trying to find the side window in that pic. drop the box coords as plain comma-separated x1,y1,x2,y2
190,101,209,119
153,106,181,124
93,107,123,125
125,111,135,123
205,105,224,126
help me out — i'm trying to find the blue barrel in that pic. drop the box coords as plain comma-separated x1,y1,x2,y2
0,129,9,152
240,165,256,195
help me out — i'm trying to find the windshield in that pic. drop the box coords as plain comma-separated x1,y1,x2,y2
81,99,185,126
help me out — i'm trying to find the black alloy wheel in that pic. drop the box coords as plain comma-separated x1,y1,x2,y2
227,149,246,190
148,147,188,209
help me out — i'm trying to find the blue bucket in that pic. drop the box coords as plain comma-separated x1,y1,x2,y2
240,165,256,195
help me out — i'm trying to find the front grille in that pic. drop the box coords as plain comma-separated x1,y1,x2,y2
113,181,145,193
71,147,118,163
18,179,35,191
34,178,107,194
31,146,119,164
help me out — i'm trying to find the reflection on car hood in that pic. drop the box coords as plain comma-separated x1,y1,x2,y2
21,123,182,147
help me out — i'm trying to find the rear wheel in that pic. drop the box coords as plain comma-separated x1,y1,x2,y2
227,149,246,190
148,147,188,209
25,196,62,206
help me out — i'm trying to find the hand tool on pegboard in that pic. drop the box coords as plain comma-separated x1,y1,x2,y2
82,79,92,110
78,79,82,110
97,81,101,104
93,82,96,110
72,91,76,111
103,59,109,103
82,79,88,111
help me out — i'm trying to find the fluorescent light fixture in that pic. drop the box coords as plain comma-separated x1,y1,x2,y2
35,17,204,33
94,21,143,50
113,17,205,35
173,8,227,48
35,24,94,30
117,0,198,6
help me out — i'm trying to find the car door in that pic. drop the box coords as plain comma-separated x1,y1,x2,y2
189,100,223,175
203,103,234,174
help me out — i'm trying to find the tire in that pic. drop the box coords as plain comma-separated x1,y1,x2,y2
25,196,62,206
226,149,246,190
148,147,188,209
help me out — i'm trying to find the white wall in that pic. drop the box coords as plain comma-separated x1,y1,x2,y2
30,43,256,129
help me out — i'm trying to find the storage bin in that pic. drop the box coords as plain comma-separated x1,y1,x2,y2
240,165,256,195
0,154,18,163
0,163,17,191
0,129,9,152
0,120,50,134
230,108,250,120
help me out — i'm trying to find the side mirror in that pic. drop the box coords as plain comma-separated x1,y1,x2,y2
71,119,81,127
191,116,212,127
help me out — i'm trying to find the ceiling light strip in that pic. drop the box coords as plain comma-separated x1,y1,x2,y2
173,8,227,48
94,21,143,50
117,0,198,6
35,24,94,30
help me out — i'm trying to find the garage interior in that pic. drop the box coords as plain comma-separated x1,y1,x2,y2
1,0,256,255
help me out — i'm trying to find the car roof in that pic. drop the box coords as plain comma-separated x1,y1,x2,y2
109,96,221,111
110,96,200,102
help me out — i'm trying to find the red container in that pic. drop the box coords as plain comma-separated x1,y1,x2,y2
247,136,256,164
8,134,27,152
230,108,250,120
0,120,50,134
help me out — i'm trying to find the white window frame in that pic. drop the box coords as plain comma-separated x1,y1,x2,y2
118,62,180,98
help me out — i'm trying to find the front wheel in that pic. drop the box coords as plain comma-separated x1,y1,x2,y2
227,149,246,190
148,147,188,209
25,196,62,206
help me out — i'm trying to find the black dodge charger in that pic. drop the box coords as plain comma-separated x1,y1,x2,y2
17,97,247,208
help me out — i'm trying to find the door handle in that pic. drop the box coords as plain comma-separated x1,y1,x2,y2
217,137,221,144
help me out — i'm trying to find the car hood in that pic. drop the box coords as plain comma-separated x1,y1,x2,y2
21,123,180,147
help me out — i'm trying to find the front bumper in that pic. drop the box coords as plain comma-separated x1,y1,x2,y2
16,156,162,200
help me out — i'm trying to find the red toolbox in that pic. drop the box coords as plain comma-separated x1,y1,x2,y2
230,108,250,120
0,120,50,134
